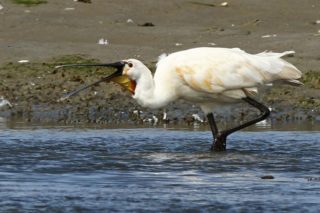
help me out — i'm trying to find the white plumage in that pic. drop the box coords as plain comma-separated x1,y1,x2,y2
128,47,301,114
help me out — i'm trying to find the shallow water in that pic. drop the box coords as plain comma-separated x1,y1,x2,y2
0,125,319,212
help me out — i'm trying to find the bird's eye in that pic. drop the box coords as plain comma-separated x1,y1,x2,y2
128,63,133,68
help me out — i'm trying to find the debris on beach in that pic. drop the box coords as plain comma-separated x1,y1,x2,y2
189,1,225,8
208,42,216,46
98,38,108,45
127,19,134,24
220,2,229,7
0,4,3,10
64,8,75,11
0,97,12,109
261,34,277,38
163,112,169,122
311,20,320,25
153,115,159,125
255,119,271,128
175,43,183,46
18,60,29,63
192,113,204,123
133,110,142,116
138,22,155,27
143,115,158,124
189,2,216,7
74,0,92,3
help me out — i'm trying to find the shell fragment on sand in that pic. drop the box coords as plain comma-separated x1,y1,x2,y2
261,34,277,38
74,0,92,3
64,8,75,11
98,38,109,45
192,114,204,123
220,2,228,7
127,19,134,24
0,97,12,108
18,60,29,63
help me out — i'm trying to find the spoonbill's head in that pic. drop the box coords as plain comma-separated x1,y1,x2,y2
54,58,148,100
122,59,150,81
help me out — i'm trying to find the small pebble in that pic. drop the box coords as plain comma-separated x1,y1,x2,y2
64,8,75,11
75,0,92,3
98,38,108,45
127,19,134,23
312,20,320,24
220,2,228,7
261,34,277,38
261,175,274,179
139,22,155,27
18,60,29,63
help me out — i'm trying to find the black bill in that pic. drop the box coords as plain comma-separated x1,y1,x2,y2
55,61,127,101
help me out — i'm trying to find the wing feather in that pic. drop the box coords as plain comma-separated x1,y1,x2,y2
165,47,302,94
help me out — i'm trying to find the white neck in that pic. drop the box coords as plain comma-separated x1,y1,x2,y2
132,68,173,109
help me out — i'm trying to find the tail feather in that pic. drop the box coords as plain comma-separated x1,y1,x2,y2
277,63,302,81
275,79,304,86
254,50,303,86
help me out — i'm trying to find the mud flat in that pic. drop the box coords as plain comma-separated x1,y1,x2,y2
0,55,319,127
0,0,319,126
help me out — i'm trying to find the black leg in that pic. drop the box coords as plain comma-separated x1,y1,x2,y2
220,97,270,137
207,113,226,151
207,113,218,137
207,97,270,151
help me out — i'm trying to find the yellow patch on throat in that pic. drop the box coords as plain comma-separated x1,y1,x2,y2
111,75,136,95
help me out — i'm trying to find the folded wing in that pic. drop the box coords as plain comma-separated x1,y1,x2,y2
169,48,302,94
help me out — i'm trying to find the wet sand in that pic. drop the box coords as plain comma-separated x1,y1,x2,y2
1,0,320,68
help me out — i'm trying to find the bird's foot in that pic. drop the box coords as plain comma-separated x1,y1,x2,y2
211,134,227,151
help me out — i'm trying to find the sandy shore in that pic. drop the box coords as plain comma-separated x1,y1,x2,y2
0,0,319,125
0,0,320,67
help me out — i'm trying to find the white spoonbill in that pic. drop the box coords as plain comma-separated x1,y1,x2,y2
55,47,302,151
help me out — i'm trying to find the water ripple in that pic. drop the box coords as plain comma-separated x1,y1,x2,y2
0,128,319,212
